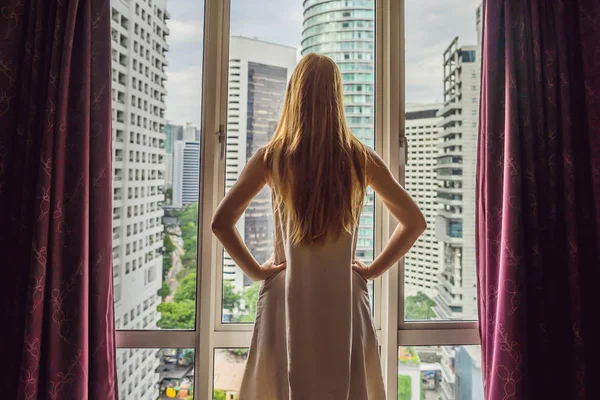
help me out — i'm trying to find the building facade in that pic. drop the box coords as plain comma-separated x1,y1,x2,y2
404,104,442,299
434,38,480,323
164,123,183,193
436,6,483,399
110,0,170,398
172,140,201,208
224,37,298,293
301,0,376,264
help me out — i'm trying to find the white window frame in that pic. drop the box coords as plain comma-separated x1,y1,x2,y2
116,1,481,399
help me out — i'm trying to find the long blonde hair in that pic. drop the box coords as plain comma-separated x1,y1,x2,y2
263,53,371,246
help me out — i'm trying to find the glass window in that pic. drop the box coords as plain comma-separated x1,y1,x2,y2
116,348,195,399
111,0,203,337
398,346,483,400
221,0,376,324
213,348,249,398
403,0,481,321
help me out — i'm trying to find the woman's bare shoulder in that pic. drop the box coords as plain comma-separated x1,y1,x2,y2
253,145,272,187
364,146,387,185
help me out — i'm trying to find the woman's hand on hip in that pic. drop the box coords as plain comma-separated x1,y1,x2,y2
352,259,376,281
258,255,287,281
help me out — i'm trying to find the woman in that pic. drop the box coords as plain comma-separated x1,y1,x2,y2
212,53,426,399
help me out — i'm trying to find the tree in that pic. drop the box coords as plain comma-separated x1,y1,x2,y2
240,282,260,323
405,291,436,320
174,271,197,302
182,349,194,365
164,186,173,203
181,249,198,269
179,203,198,227
223,279,241,315
156,272,197,329
164,233,176,254
398,375,412,400
213,390,226,400
162,255,172,280
158,282,172,300
156,300,195,329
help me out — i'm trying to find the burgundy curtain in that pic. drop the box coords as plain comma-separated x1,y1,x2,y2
0,0,117,398
477,1,600,399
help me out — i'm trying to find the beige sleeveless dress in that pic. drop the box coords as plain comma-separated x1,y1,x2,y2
239,192,386,399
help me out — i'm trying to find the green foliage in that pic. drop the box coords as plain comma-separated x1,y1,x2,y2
213,389,226,400
179,203,198,227
398,374,412,400
182,349,194,365
164,233,176,254
240,282,260,323
176,266,192,281
181,249,198,269
156,300,195,329
174,271,197,302
162,255,172,279
229,348,249,358
223,279,241,314
405,291,436,320
158,281,172,300
399,346,421,365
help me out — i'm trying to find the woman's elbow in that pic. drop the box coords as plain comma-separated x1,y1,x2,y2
211,215,229,234
414,213,427,235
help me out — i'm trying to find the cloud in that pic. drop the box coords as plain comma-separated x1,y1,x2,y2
164,66,203,126
161,0,482,121
167,19,204,44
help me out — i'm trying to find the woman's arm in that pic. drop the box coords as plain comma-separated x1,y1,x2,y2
360,149,427,279
211,148,284,281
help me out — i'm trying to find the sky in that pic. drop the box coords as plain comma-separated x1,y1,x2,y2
162,0,481,127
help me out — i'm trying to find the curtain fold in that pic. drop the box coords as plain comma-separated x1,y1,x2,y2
0,0,117,398
477,1,600,399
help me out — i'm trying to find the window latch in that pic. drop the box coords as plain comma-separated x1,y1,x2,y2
400,134,408,165
216,124,226,160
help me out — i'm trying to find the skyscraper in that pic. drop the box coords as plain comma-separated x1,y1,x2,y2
435,6,482,398
110,0,170,398
301,0,376,264
164,122,183,195
224,37,298,293
172,140,201,208
434,38,479,322
404,104,443,299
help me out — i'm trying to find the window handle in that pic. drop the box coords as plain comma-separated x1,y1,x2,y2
400,134,409,165
216,124,226,160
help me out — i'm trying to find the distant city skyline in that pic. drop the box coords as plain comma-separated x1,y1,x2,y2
162,0,480,127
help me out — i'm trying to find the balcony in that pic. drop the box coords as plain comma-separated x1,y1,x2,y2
437,136,462,149
437,114,462,128
437,99,462,117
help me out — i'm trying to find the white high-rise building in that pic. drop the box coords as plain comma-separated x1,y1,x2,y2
172,140,200,208
224,37,298,295
404,104,442,299
434,38,479,323
110,0,170,398
436,6,483,399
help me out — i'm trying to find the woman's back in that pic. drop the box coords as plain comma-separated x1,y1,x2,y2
238,181,386,400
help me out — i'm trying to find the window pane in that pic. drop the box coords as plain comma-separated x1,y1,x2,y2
116,348,195,400
403,1,482,321
213,348,249,398
398,346,483,400
111,0,204,330
222,0,376,323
